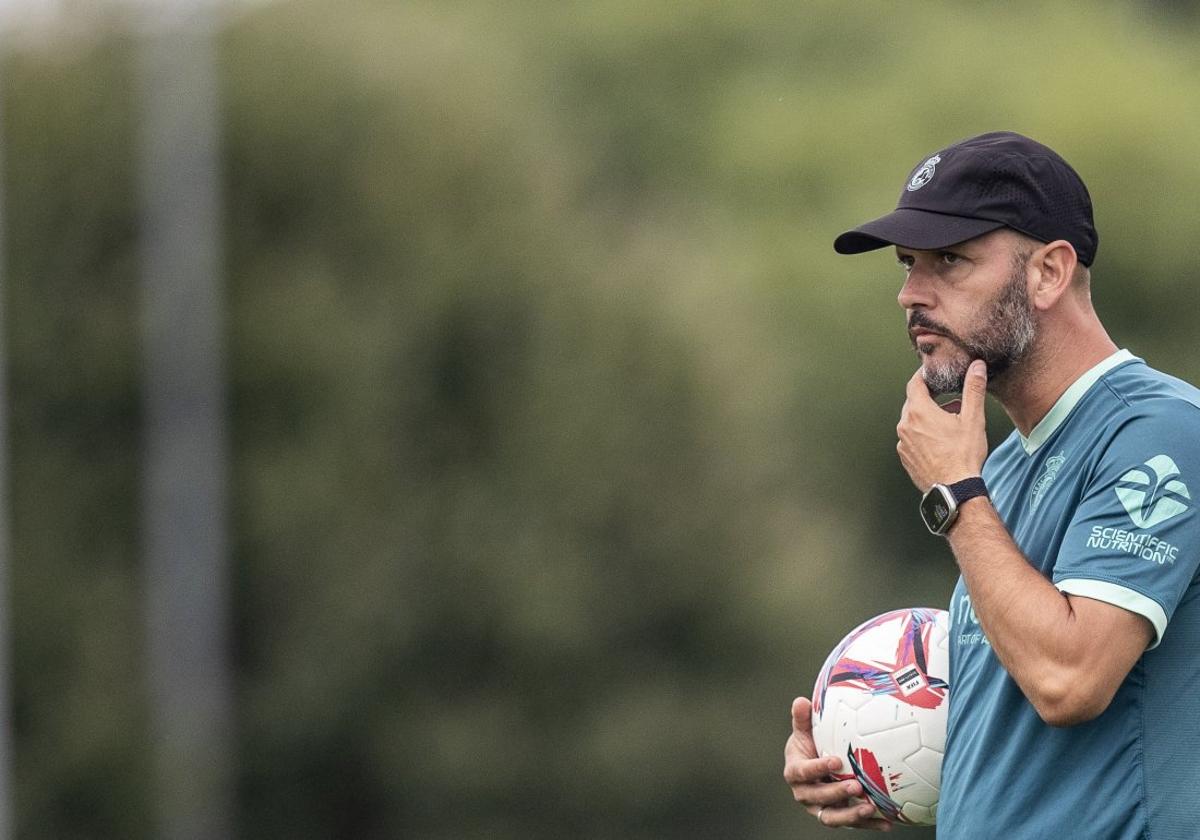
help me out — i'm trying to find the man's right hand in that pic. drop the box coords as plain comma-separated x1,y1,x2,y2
783,696,893,831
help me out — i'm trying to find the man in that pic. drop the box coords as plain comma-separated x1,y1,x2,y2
783,132,1200,838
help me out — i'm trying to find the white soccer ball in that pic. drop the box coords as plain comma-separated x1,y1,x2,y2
810,607,950,826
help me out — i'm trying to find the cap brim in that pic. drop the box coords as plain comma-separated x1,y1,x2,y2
834,208,1005,255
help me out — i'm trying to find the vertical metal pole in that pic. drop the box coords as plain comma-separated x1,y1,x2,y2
0,59,15,840
136,4,234,839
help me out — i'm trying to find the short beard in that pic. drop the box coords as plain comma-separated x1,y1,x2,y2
913,251,1037,397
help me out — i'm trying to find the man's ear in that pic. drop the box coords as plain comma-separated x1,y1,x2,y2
1029,240,1078,311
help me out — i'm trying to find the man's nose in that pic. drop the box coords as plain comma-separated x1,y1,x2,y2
897,271,933,311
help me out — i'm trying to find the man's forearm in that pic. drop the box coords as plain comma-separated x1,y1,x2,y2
945,498,1100,724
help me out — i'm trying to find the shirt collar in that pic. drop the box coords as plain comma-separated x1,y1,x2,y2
1020,349,1138,455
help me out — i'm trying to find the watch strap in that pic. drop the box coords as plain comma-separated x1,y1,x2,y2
947,476,988,505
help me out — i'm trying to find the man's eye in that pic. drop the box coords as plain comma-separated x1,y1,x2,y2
897,258,914,271
939,252,962,265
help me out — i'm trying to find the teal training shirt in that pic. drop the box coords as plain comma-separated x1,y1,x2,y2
940,351,1200,840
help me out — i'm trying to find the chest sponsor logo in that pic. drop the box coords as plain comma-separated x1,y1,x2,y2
1114,454,1191,528
953,591,989,647
1030,451,1066,512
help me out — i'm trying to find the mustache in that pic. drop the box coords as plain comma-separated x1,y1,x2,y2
907,311,959,344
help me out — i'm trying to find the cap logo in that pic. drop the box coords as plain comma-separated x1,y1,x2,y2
906,154,941,192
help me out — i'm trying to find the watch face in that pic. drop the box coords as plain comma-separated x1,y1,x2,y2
920,485,956,535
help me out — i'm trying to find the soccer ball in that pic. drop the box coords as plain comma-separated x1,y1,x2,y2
811,607,950,826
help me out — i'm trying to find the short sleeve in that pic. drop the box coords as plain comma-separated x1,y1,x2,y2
1053,402,1200,648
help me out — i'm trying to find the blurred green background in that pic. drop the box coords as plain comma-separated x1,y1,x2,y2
4,0,1200,837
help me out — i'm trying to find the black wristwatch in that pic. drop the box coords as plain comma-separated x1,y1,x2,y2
920,477,989,536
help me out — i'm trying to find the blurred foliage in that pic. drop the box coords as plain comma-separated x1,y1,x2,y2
4,0,1200,837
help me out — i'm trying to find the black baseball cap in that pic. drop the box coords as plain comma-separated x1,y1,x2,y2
833,131,1098,266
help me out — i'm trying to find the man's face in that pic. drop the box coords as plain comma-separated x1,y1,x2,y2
896,230,1037,396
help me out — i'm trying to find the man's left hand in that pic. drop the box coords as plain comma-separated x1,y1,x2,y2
896,359,989,491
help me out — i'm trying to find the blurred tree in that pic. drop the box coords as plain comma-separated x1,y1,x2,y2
4,30,149,840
